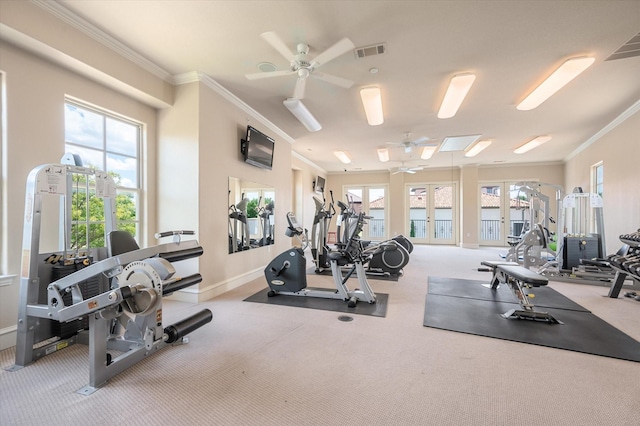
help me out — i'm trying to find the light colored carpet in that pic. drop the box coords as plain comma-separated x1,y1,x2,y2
1,245,638,425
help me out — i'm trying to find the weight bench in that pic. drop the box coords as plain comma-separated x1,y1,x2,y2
484,262,561,324
481,260,520,288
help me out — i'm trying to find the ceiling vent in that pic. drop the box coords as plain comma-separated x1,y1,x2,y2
355,43,386,59
606,31,640,61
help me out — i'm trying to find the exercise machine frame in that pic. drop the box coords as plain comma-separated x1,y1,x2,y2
265,211,376,307
8,162,211,394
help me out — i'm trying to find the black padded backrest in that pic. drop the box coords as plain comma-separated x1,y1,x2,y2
108,230,140,257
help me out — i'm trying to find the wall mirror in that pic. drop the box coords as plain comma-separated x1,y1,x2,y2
228,177,275,254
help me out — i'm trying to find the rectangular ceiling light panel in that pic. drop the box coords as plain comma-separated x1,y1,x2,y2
377,148,390,162
360,87,384,126
283,98,322,132
439,134,482,152
334,151,352,164
516,57,595,111
464,140,492,157
437,73,476,119
514,135,552,154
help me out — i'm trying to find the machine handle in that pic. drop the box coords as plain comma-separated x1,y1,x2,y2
155,230,195,239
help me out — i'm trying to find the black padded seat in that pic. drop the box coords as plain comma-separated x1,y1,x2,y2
497,265,549,287
108,230,140,256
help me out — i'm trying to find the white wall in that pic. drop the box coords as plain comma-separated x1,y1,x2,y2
0,41,158,350
564,107,640,252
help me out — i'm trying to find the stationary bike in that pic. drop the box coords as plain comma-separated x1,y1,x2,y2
264,211,376,307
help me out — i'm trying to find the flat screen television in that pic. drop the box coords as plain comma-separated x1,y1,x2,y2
315,176,325,193
241,125,274,170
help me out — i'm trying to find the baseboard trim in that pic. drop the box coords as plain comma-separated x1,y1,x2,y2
0,325,17,351
167,268,263,303
460,243,480,249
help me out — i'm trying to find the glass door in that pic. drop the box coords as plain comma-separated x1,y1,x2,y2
344,186,387,240
406,184,456,244
479,183,528,246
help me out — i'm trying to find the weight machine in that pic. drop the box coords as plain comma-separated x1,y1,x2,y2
8,160,212,394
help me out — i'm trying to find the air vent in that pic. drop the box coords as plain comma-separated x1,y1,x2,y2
606,31,640,61
355,43,386,59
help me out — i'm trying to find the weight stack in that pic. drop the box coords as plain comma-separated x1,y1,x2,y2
51,262,100,339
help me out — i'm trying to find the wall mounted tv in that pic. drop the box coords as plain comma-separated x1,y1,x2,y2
241,125,275,170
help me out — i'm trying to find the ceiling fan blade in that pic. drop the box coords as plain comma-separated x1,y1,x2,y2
391,170,402,175
312,72,354,89
309,37,355,68
293,77,307,99
404,145,413,154
261,31,296,62
412,136,431,145
409,167,424,172
406,170,416,174
246,70,295,80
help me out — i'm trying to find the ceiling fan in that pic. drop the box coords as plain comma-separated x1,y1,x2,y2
245,31,355,99
390,162,425,174
386,132,435,153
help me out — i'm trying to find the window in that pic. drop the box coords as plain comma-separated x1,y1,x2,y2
64,101,141,248
592,162,603,197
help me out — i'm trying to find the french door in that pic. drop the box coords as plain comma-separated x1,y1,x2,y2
478,182,528,246
406,184,456,244
343,185,387,240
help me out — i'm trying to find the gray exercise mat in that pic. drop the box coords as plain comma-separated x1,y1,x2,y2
423,277,640,362
245,287,388,317
428,276,589,312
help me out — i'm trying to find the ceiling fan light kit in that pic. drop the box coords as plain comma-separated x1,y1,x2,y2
246,31,355,131
514,135,552,154
283,98,322,132
437,73,476,119
464,139,492,157
517,57,595,111
360,87,384,125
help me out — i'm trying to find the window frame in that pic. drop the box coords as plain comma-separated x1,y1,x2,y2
592,161,603,198
64,100,143,247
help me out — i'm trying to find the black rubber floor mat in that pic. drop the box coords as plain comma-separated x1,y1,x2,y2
245,287,388,317
428,276,589,312
307,267,400,282
424,277,640,362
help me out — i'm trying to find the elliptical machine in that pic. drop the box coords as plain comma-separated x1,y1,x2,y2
310,190,336,273
264,211,376,307
335,197,413,277
258,200,275,246
228,196,251,252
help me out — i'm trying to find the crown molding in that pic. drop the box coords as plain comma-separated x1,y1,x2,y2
174,71,296,145
292,150,326,174
31,0,173,83
565,99,640,162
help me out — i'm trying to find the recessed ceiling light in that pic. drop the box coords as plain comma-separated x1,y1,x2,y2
258,62,277,73
369,67,379,74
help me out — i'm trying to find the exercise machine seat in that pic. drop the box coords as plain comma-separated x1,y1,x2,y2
108,230,140,256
